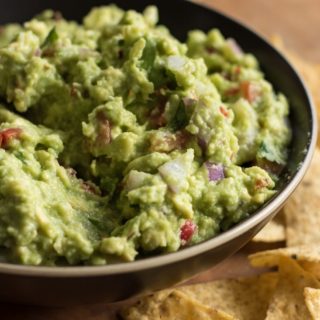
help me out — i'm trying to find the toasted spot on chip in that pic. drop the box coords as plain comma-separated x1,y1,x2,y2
252,210,285,243
265,257,320,320
121,289,236,320
178,273,278,320
304,287,320,320
284,148,320,246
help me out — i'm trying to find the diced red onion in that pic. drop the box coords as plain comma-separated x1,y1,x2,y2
226,38,243,56
167,55,185,71
205,162,224,182
158,158,188,193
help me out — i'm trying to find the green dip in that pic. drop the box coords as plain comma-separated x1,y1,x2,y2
0,6,291,265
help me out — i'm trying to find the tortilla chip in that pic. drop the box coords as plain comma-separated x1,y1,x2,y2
265,257,320,320
120,290,173,320
272,35,320,144
249,244,320,268
252,210,286,243
178,273,278,320
284,148,320,246
121,290,237,320
304,287,320,320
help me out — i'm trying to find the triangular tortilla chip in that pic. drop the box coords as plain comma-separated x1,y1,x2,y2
265,257,320,319
121,290,236,320
249,244,320,268
178,273,277,320
304,287,320,320
252,210,286,243
284,148,320,246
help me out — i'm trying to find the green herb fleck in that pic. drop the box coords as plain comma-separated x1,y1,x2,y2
41,27,58,48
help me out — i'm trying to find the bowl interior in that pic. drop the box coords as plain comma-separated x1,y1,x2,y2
0,0,316,275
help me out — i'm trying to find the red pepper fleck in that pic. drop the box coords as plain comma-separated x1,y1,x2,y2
0,128,22,148
180,220,197,244
219,106,229,117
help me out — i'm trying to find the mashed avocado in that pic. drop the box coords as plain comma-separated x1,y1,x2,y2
0,6,291,265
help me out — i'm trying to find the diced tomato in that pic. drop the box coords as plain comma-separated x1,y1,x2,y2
180,220,197,244
254,178,269,190
0,128,22,148
240,81,261,103
219,106,229,117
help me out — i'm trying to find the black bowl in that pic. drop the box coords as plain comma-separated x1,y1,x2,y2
0,0,316,306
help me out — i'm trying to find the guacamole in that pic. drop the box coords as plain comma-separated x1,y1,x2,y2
0,6,291,265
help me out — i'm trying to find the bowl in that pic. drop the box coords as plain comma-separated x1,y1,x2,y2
0,0,316,306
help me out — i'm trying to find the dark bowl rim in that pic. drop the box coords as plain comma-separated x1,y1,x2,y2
0,0,317,277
